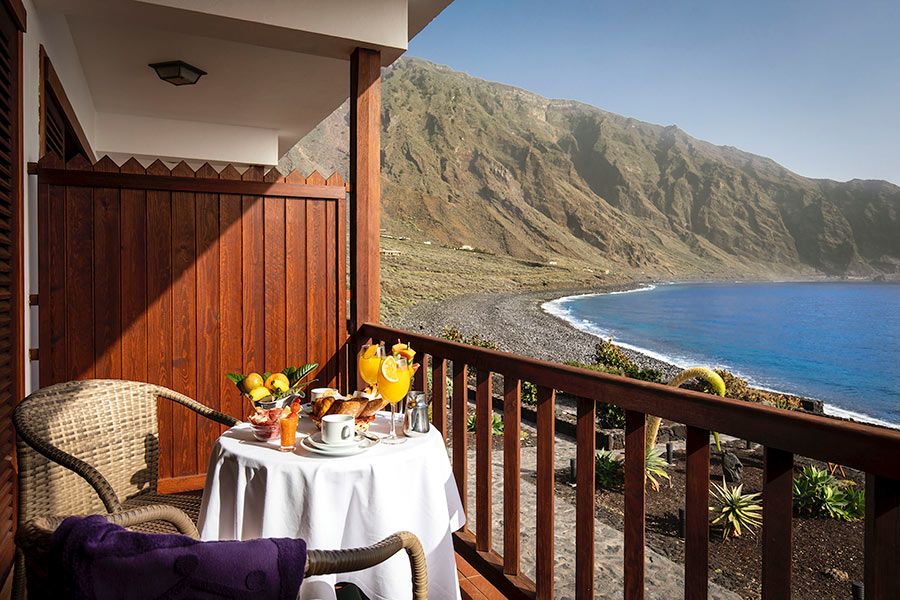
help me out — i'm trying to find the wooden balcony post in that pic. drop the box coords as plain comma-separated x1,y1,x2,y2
865,474,900,599
624,410,646,600
762,447,793,600
684,426,710,600
536,386,556,600
575,397,596,599
349,47,381,350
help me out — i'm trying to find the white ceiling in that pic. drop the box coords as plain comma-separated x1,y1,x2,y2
35,0,453,158
68,15,348,155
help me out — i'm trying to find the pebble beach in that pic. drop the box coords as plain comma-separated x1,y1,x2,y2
392,286,683,380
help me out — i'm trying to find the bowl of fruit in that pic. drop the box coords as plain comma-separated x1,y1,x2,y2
227,364,317,439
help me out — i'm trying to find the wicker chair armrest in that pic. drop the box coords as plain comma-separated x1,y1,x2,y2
13,407,122,513
108,504,200,538
16,504,200,557
153,386,240,427
305,531,428,600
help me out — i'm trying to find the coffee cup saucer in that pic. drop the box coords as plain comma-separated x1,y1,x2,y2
308,430,363,450
301,432,378,457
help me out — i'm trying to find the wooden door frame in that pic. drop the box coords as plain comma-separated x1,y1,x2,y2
349,47,381,385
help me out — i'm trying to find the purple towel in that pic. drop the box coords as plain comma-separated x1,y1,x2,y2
49,516,306,600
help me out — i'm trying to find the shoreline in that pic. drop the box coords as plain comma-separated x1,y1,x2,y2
392,282,898,430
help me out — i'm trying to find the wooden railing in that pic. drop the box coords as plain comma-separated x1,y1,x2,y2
361,323,900,600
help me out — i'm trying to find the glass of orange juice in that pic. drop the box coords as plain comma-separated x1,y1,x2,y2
358,342,385,388
279,413,299,451
377,355,414,444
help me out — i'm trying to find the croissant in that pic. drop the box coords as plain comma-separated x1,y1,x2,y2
310,390,387,431
328,398,368,417
358,396,389,419
311,395,336,421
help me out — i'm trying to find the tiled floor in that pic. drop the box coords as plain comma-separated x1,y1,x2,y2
456,554,506,599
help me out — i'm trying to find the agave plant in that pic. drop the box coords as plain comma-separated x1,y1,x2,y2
792,465,865,521
646,367,726,453
467,413,504,436
645,446,671,492
594,450,625,490
710,478,762,539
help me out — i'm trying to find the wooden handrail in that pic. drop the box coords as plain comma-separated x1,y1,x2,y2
361,322,900,480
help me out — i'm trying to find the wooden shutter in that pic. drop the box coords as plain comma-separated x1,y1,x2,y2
0,0,22,581
43,95,65,159
39,47,87,163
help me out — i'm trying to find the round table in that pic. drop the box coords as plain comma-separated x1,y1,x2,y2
197,413,466,600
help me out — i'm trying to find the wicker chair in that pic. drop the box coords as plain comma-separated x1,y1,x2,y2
16,506,429,599
13,379,239,524
12,379,240,597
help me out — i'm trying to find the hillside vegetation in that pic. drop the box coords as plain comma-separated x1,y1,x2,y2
283,57,899,283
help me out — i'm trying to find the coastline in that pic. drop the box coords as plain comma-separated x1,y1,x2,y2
392,283,688,381
392,282,898,430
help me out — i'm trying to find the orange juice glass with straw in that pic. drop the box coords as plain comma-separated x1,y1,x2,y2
377,355,416,444
358,342,385,387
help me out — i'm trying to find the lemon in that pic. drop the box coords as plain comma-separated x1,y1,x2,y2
249,386,272,402
265,373,290,393
363,344,380,359
380,355,400,383
243,373,264,392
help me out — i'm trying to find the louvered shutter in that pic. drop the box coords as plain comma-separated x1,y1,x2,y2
43,94,64,159
0,1,20,580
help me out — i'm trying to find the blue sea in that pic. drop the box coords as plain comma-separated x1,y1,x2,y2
543,282,900,427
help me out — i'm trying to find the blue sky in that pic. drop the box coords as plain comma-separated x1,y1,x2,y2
408,1,900,185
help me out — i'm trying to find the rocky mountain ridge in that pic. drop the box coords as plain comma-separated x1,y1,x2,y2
283,58,899,279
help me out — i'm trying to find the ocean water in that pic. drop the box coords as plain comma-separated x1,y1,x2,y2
543,282,900,427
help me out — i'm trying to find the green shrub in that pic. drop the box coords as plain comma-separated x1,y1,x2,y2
645,446,671,491
594,450,624,490
599,403,626,429
590,340,805,411
521,381,537,406
792,466,865,521
685,369,802,409
467,413,504,436
844,485,866,519
441,326,498,350
593,340,634,373
591,341,664,383
765,397,796,411
710,479,763,539
564,360,628,378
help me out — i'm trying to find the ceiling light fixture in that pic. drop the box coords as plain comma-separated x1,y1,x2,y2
149,60,207,86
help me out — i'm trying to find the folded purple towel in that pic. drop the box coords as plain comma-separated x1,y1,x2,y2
50,516,306,600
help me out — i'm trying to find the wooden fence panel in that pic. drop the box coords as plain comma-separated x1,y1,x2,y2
34,154,348,489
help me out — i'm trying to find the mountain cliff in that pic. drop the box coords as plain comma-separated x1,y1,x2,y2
283,58,899,279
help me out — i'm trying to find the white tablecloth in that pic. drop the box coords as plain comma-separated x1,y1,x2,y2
198,413,466,600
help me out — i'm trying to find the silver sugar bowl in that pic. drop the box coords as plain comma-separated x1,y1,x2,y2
403,391,431,437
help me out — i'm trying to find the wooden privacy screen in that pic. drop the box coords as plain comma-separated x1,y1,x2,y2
33,154,348,487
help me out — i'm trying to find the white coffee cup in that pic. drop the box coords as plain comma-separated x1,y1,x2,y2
321,414,355,445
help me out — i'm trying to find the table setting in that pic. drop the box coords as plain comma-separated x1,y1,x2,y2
197,341,466,600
